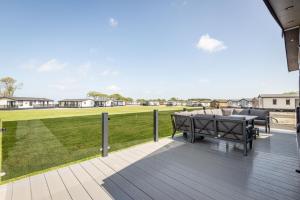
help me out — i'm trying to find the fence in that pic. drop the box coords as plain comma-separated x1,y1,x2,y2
0,108,200,181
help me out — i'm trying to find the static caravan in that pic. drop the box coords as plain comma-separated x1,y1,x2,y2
0,97,54,109
58,99,95,108
258,94,299,110
112,100,126,106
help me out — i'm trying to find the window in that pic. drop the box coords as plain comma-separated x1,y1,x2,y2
286,99,290,105
272,99,277,105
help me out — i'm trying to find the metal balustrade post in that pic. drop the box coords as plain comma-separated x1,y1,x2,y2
101,112,109,157
153,110,158,142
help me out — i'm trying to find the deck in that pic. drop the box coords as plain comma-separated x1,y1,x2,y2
1,128,300,200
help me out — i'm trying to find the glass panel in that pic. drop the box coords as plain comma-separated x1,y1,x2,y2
109,112,153,151
1,115,101,181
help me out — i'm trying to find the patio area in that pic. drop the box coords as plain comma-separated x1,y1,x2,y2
1,128,299,200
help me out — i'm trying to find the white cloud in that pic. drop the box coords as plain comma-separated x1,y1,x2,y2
106,84,121,92
100,69,119,76
37,59,67,72
196,34,227,53
109,18,118,28
20,59,38,70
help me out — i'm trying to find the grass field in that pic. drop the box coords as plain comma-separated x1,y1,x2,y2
0,106,195,182
0,105,187,121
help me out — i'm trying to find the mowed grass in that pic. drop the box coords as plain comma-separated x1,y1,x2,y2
0,105,187,121
1,108,185,182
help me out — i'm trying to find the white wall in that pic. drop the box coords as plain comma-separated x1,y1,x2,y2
0,99,10,106
81,100,95,107
259,97,296,109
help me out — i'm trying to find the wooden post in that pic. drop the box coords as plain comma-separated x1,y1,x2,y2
101,112,109,157
153,110,158,142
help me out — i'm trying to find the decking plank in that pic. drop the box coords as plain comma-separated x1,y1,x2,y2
12,178,31,200
100,156,178,200
0,183,12,200
82,160,134,200
30,174,51,200
69,164,113,200
44,170,72,200
57,167,92,200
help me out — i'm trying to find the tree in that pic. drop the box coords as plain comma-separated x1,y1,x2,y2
109,93,124,100
0,77,22,97
87,91,108,99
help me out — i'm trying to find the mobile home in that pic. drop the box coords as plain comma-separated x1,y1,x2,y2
0,97,54,109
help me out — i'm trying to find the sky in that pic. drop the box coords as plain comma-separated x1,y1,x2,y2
0,0,298,100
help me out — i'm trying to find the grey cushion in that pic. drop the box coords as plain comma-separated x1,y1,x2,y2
190,110,205,115
204,109,213,115
254,119,267,125
233,108,249,115
249,109,269,120
174,111,192,116
221,108,233,116
211,109,223,116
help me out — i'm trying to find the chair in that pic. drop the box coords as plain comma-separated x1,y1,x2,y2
171,114,193,138
215,116,253,156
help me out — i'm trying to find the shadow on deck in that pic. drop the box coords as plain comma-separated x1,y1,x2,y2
101,128,300,200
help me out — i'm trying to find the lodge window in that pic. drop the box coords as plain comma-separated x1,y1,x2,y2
272,99,277,105
286,99,290,105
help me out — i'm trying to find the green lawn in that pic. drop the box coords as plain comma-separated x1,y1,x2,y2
0,105,187,121
0,106,196,182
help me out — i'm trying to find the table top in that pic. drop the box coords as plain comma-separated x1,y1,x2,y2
230,115,258,121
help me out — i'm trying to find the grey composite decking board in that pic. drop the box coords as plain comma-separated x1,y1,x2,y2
169,138,300,194
114,149,243,200
83,159,135,200
104,153,195,200
101,156,183,200
120,143,273,200
135,140,300,200
141,142,300,199
69,164,113,200
135,148,298,200
12,178,31,200
116,148,261,200
84,159,152,200
30,174,52,200
131,139,300,200
44,170,72,200
0,183,12,200
57,167,92,200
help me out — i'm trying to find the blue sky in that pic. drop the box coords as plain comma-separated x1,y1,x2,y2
0,0,298,100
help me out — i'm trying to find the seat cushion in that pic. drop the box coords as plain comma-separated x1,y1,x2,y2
249,109,269,120
233,108,249,115
204,109,213,115
221,108,233,116
254,119,266,125
211,109,223,116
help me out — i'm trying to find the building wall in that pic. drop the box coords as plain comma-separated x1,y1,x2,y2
81,100,95,107
259,97,297,109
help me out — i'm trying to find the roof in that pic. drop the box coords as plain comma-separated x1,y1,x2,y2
258,94,299,98
212,99,228,103
59,99,93,102
0,96,53,101
263,0,300,71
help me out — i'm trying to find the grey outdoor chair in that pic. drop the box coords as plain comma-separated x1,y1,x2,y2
171,114,193,139
215,116,253,156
